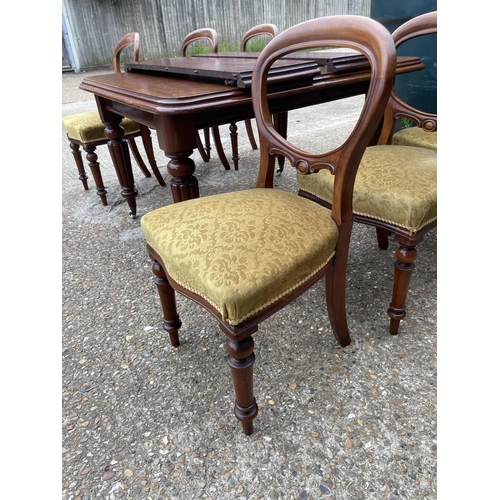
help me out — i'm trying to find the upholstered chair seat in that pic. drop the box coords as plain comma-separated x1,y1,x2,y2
297,145,437,233
392,126,437,150
142,189,337,325
63,111,142,144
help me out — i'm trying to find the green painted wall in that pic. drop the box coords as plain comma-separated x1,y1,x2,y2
371,0,437,116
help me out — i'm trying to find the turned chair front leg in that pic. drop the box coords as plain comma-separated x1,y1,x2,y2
225,335,258,435
69,141,89,191
83,144,107,206
229,122,239,170
388,243,418,335
203,128,211,160
151,259,181,347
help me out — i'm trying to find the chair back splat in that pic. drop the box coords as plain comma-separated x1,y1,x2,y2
253,17,396,229
141,15,396,435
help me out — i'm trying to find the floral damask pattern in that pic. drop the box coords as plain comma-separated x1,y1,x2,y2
392,127,437,150
62,110,141,142
141,188,338,325
297,145,437,233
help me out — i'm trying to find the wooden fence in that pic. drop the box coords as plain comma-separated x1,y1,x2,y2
62,0,371,71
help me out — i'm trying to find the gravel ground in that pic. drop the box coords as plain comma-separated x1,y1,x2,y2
61,69,437,500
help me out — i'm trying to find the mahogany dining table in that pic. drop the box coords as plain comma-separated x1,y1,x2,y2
79,53,423,217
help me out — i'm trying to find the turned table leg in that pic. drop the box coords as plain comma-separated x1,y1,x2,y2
166,151,200,202
155,115,202,202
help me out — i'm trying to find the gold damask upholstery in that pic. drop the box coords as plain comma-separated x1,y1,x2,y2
297,145,437,233
63,111,142,143
392,127,437,150
140,15,397,435
142,189,337,325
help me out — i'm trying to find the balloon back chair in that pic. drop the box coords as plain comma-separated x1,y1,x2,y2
226,23,279,170
297,11,437,335
389,14,437,151
179,28,234,170
62,33,165,206
140,15,396,435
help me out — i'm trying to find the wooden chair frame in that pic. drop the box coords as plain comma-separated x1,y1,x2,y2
227,24,279,170
65,32,165,206
180,28,232,170
145,15,396,434
299,11,437,335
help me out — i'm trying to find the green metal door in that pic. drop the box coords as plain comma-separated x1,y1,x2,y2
371,0,437,117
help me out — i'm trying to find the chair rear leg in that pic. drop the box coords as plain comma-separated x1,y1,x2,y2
387,243,418,335
203,128,211,160
376,227,390,250
229,123,239,170
195,131,210,162
128,137,152,178
83,144,107,206
325,257,352,348
151,258,181,347
211,126,231,170
140,125,166,187
244,119,258,150
225,335,258,435
69,141,89,190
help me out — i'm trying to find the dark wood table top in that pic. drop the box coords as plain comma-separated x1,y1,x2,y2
79,54,424,214
193,49,370,73
81,55,422,117
124,56,321,88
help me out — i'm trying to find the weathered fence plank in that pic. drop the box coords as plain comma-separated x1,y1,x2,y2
62,0,370,71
